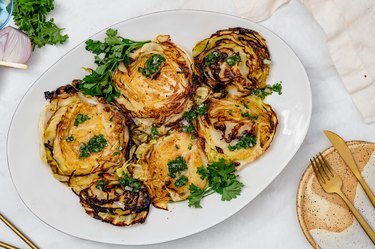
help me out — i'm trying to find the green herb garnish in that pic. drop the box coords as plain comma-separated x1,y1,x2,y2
138,54,166,78
97,179,106,190
87,134,107,152
228,134,256,151
74,114,90,126
79,134,107,158
181,123,195,133
65,135,74,142
167,156,188,178
119,172,141,192
113,146,123,156
226,52,241,67
79,144,90,158
175,175,188,187
79,29,150,103
150,127,159,139
205,50,221,66
188,159,244,208
183,104,208,122
251,81,283,100
13,0,69,48
175,144,180,150
188,143,192,150
241,112,259,120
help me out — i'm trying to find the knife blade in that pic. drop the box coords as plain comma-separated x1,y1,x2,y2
324,130,375,208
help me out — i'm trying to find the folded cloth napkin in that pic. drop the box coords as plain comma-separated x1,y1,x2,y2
232,0,375,123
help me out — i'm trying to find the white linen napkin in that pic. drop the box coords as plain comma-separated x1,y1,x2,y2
232,0,375,123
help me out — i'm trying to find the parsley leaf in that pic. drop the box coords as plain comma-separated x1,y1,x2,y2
74,114,90,126
167,156,188,178
181,123,195,133
187,159,244,208
205,50,221,66
79,29,150,103
184,104,207,121
228,134,256,151
226,52,241,67
150,127,159,139
119,172,141,192
96,179,106,190
79,134,107,158
13,0,68,48
241,112,258,120
251,81,283,100
175,175,188,187
65,135,74,142
138,54,166,78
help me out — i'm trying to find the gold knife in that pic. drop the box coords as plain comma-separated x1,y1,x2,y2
324,130,375,208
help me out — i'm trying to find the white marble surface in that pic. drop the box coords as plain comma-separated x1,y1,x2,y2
1,0,375,248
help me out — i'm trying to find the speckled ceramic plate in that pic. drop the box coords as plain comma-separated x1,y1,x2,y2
297,141,375,249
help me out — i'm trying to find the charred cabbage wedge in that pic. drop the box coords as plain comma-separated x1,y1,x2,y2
41,83,129,180
113,35,194,127
193,27,271,96
197,95,277,168
79,170,151,226
130,130,208,209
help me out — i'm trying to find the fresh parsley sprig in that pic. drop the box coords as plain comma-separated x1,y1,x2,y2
188,159,244,208
79,29,150,103
13,0,68,48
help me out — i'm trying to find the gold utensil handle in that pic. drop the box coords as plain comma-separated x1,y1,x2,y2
0,214,38,249
358,176,375,208
0,241,18,249
337,190,375,244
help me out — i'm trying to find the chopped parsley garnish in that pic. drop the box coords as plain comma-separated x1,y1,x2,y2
241,112,259,120
79,29,150,102
65,135,74,142
205,50,221,66
188,143,193,150
79,134,107,158
167,156,188,178
79,144,90,158
191,134,196,140
175,144,180,150
74,114,90,126
87,134,107,152
150,127,159,139
97,179,106,190
188,159,244,208
109,116,113,122
181,123,195,133
183,104,208,122
228,134,256,151
119,172,141,192
226,52,241,67
251,81,283,100
138,54,166,78
113,146,123,156
175,175,188,187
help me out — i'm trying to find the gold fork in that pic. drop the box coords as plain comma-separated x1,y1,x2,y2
311,153,375,244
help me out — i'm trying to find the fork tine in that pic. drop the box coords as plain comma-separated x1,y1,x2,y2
319,152,334,177
316,154,331,180
311,158,325,184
